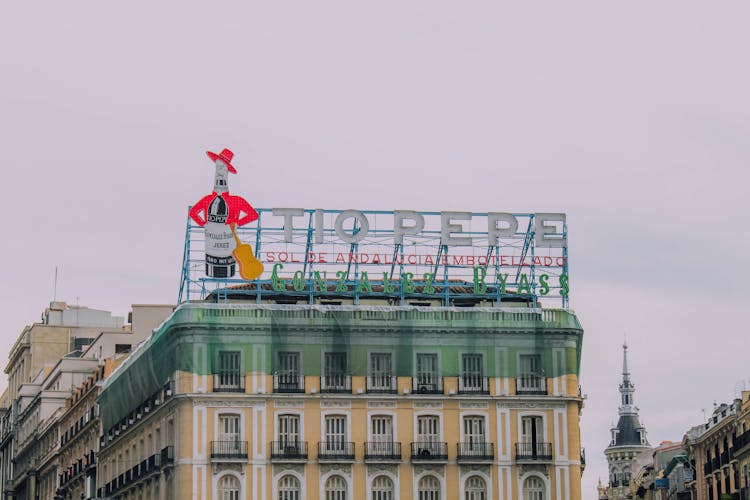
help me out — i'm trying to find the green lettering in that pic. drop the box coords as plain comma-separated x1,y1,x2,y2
422,273,436,294
292,271,305,291
539,274,549,296
518,274,531,294
496,273,509,294
313,271,327,292
357,271,373,293
559,274,569,297
402,272,415,293
271,264,286,291
473,266,487,294
336,271,348,292
382,273,396,293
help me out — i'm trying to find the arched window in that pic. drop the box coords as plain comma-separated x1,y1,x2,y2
325,475,347,500
279,475,300,500
372,475,394,500
418,475,440,500
465,475,486,500
218,475,241,500
524,476,545,500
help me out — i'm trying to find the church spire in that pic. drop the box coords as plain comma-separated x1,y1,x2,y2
619,342,636,414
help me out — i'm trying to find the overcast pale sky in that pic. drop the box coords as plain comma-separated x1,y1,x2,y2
2,2,749,498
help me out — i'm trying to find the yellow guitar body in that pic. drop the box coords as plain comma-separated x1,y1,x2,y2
230,225,264,280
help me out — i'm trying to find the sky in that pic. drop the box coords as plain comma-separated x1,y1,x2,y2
1,2,749,498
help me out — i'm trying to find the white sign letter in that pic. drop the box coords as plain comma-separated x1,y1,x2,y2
334,210,370,243
440,212,473,246
487,213,518,245
535,213,566,248
394,210,425,244
272,208,304,243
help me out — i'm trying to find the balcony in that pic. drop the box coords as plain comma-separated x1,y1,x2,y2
161,445,175,466
318,441,355,461
516,373,547,395
411,442,448,461
411,377,443,395
515,442,553,462
457,442,494,462
366,375,397,394
213,373,245,393
270,441,308,461
364,442,402,461
458,375,489,395
321,374,351,393
273,374,304,393
210,440,248,460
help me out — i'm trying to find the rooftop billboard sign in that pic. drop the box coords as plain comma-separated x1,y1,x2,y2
180,149,570,307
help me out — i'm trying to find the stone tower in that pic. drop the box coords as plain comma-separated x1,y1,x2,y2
601,343,651,499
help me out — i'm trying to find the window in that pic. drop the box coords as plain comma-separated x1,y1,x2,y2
462,416,486,453
372,475,394,500
523,476,544,500
368,353,394,392
460,354,485,393
518,355,545,394
276,352,302,392
521,416,543,444
325,475,347,500
415,353,440,393
465,476,486,500
217,351,243,391
418,475,440,500
278,414,300,447
278,475,300,500
325,415,347,452
417,415,440,443
218,475,240,500
323,353,349,392
370,415,394,456
217,414,242,456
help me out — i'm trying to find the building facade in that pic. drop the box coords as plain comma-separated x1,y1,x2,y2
683,394,750,500
97,299,585,500
600,343,651,500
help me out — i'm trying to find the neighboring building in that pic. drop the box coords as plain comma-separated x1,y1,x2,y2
683,397,745,500
96,296,585,500
10,355,100,499
0,302,172,500
629,441,691,500
600,343,651,500
56,359,120,500
734,390,750,500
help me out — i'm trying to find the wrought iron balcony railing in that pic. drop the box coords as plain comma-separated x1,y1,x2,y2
411,442,448,460
515,442,552,461
366,375,397,394
270,441,308,460
318,441,355,460
516,373,547,395
411,377,443,394
273,374,305,393
213,373,245,393
458,375,489,394
321,375,352,393
210,440,248,459
457,442,494,461
364,442,402,460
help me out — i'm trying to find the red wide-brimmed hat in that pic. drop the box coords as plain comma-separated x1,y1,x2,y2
206,148,238,174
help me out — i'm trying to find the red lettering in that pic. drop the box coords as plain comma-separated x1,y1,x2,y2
266,252,275,263
279,252,288,262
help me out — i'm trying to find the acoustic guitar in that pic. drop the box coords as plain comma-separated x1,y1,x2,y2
230,224,264,280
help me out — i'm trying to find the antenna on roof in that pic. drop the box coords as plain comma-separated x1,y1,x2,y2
53,266,59,302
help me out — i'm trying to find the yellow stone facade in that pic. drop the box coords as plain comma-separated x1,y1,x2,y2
96,303,585,500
